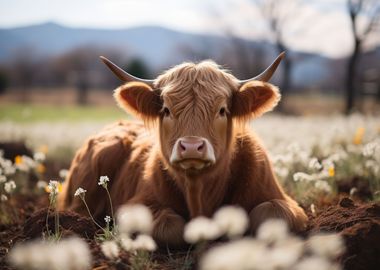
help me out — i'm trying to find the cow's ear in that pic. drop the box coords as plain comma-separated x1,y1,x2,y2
114,82,162,119
231,81,280,118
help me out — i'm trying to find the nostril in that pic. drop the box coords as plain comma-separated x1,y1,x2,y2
179,141,186,151
197,142,205,152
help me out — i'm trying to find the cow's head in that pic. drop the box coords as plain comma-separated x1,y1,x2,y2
101,54,283,176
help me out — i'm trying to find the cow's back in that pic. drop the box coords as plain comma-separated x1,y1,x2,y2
58,120,152,218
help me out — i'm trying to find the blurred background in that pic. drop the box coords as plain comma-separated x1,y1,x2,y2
0,0,379,118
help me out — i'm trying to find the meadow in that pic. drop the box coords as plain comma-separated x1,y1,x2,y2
0,102,380,270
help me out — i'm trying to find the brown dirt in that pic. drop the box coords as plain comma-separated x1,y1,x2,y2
23,208,98,239
1,197,380,270
0,143,379,270
337,177,373,200
309,198,380,270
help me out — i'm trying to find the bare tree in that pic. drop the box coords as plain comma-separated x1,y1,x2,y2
9,46,38,102
220,32,266,80
259,0,305,111
199,3,267,81
53,47,124,105
345,0,380,114
261,0,299,111
0,67,9,95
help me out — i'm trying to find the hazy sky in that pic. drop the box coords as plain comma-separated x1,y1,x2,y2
0,0,379,57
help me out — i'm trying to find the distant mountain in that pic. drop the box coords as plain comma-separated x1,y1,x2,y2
0,22,230,68
1,22,379,90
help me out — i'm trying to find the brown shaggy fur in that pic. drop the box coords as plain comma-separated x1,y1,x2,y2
59,60,307,248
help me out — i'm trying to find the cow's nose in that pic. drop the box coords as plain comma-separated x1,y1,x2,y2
178,137,206,159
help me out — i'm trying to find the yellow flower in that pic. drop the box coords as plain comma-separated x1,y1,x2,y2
38,145,49,154
328,166,335,177
353,127,365,145
36,164,46,174
15,155,23,165
45,182,62,193
57,183,63,193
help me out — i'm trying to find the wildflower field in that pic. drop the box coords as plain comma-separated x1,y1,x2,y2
1,112,380,270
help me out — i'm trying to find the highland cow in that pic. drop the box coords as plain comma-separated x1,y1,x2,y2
59,53,308,248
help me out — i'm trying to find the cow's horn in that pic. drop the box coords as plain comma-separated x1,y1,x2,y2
100,56,154,85
239,52,285,84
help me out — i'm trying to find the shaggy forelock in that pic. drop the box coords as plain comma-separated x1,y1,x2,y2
154,60,239,122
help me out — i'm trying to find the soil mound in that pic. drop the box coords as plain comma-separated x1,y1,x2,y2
309,198,380,270
23,208,98,239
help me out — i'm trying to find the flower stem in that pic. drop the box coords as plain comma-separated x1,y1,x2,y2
81,197,104,231
105,187,115,226
54,207,59,239
45,204,50,235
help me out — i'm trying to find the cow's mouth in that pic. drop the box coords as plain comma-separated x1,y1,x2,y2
174,159,213,170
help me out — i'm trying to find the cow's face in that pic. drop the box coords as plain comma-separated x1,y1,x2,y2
114,61,280,175
156,62,236,174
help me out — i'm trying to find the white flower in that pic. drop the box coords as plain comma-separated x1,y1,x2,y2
184,216,222,244
293,172,314,182
310,203,316,216
200,238,267,270
256,219,289,243
100,240,119,260
267,237,304,269
23,156,36,168
120,234,157,252
74,187,87,197
4,165,16,175
349,187,358,196
47,180,60,195
2,158,16,175
133,234,157,251
322,159,335,173
213,206,248,238
59,169,69,179
104,216,111,223
308,158,322,170
65,237,93,270
33,152,46,162
120,236,135,252
8,237,92,270
307,233,345,259
294,256,334,270
362,141,378,157
1,194,8,201
15,155,36,172
98,176,109,186
0,175,6,183
314,180,332,193
36,180,47,190
117,204,153,235
4,180,16,194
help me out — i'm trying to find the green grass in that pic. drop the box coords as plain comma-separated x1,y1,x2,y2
0,104,127,123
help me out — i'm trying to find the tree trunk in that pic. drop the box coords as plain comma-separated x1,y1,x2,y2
345,39,361,114
77,77,89,105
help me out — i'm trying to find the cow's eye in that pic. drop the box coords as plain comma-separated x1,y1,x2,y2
219,107,226,117
163,107,170,117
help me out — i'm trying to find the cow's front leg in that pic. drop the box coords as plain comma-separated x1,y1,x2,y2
152,208,187,249
249,199,308,233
